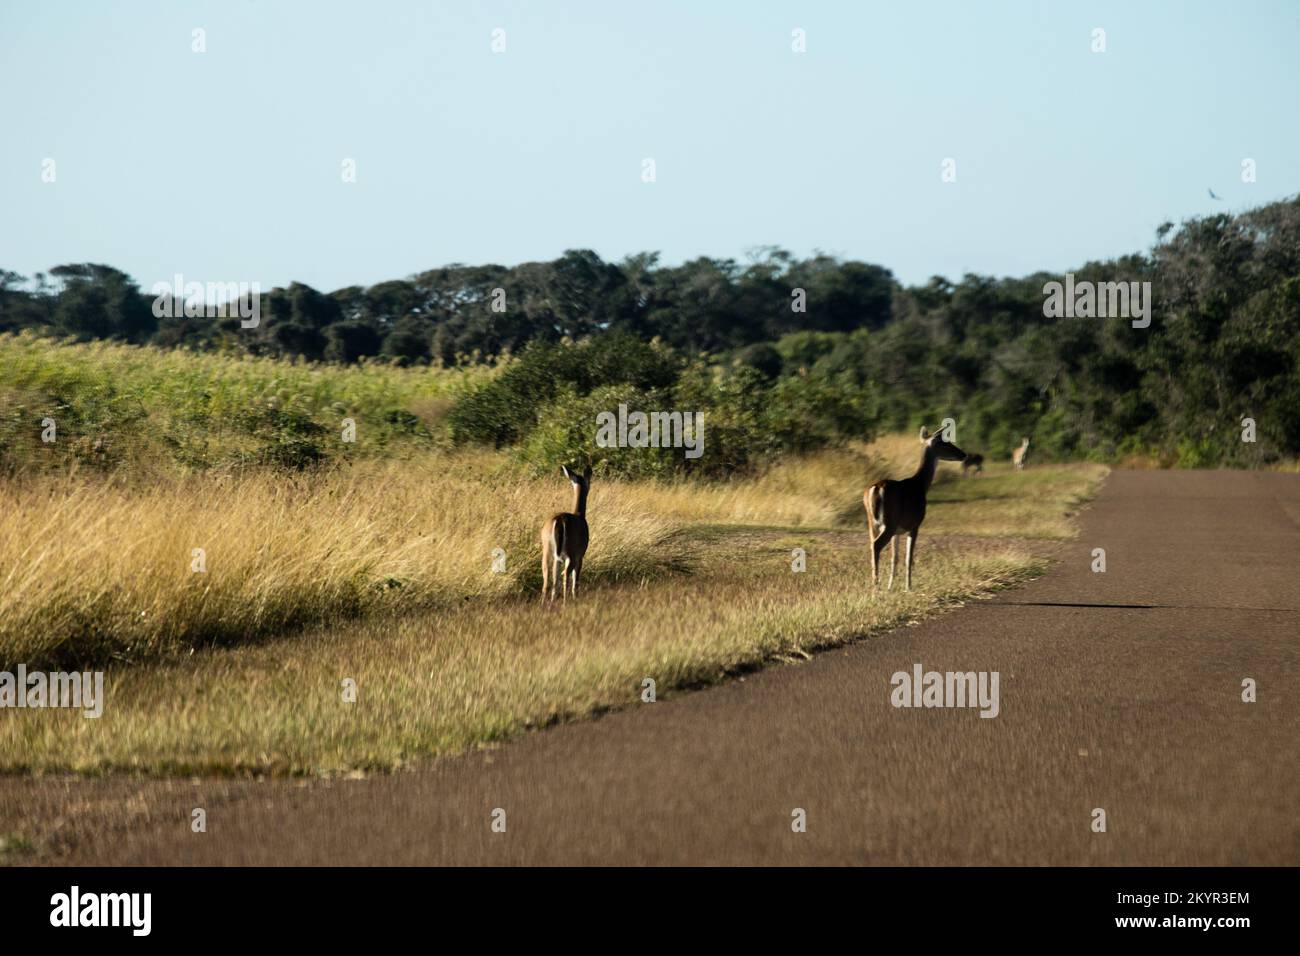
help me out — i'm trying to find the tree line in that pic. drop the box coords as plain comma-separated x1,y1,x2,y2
0,248,894,363
2,197,1297,466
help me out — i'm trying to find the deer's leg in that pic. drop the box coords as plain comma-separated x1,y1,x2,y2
570,557,582,598
561,556,572,601
871,527,893,591
869,528,877,589
552,556,563,601
887,536,898,591
905,531,917,591
869,526,876,588
541,549,549,603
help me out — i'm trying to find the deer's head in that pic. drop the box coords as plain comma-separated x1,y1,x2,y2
920,425,967,463
561,463,592,490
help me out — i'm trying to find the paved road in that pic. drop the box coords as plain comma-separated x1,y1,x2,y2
14,470,1300,864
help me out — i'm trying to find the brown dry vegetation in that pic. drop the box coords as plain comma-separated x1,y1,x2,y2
0,435,1105,776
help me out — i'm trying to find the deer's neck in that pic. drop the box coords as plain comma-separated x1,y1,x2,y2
572,485,588,517
913,446,939,491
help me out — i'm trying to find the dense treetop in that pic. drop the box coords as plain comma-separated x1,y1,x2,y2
2,197,1297,467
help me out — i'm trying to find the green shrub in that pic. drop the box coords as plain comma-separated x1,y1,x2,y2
518,385,686,479
449,335,682,447
231,403,328,470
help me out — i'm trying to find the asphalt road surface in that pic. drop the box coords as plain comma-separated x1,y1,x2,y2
11,470,1299,865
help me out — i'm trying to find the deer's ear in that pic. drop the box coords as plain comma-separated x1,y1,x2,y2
561,465,573,481
919,426,930,441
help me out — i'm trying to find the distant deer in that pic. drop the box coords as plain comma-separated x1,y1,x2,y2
961,452,983,476
541,463,591,602
1012,437,1030,470
864,426,967,592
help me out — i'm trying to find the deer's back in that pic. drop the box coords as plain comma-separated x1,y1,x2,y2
867,477,928,531
545,512,589,559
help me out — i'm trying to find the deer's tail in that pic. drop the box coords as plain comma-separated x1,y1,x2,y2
551,517,566,562
865,482,885,536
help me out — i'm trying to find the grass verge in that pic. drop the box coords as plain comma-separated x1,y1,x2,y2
0,445,1106,775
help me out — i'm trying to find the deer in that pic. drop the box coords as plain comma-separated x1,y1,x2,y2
1012,436,1030,470
960,452,983,476
541,463,591,602
864,426,967,592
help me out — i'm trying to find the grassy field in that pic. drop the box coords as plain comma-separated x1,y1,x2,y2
0,436,1105,775
0,452,676,667
0,333,1108,777
0,332,487,474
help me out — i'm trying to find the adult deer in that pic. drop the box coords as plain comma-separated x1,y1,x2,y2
1012,436,1030,470
864,426,967,592
541,463,591,602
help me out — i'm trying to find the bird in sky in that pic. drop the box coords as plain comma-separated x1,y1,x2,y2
1208,187,1223,201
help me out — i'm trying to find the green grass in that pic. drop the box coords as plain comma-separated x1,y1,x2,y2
0,832,35,863
925,463,1105,539
0,332,491,474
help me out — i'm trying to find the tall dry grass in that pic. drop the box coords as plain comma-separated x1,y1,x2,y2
0,445,891,668
0,437,1107,776
597,444,882,528
0,451,675,667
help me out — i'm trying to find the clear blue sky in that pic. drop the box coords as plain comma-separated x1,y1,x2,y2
3,0,1297,293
